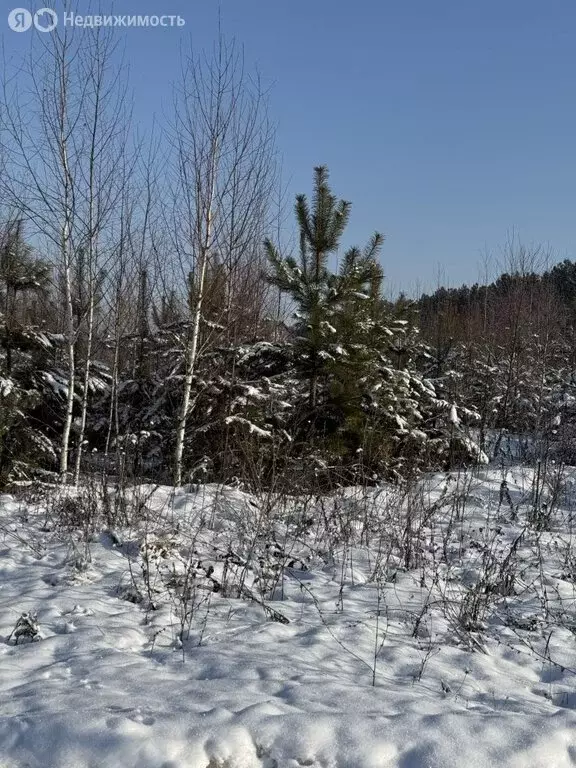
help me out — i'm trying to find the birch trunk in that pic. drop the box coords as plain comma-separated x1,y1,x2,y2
173,170,216,487
58,103,76,482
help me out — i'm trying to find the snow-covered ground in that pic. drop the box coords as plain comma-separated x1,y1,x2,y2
2,466,576,767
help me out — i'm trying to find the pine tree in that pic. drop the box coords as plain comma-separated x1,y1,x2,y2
0,221,56,484
264,166,385,411
264,167,400,473
0,220,49,375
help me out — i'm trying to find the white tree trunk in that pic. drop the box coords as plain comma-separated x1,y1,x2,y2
59,136,75,483
60,232,75,482
73,292,95,485
73,148,97,486
173,208,213,487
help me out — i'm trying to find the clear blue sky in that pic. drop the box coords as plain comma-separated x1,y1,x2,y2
4,0,576,293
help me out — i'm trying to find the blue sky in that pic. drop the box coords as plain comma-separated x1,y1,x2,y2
4,1,576,293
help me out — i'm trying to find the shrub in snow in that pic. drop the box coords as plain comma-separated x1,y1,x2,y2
116,584,144,605
8,612,41,644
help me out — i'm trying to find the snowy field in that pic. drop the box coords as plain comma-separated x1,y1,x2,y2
2,466,576,767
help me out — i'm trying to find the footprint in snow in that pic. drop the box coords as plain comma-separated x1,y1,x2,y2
42,573,63,587
105,708,156,728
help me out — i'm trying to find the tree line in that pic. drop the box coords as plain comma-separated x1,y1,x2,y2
1,22,574,491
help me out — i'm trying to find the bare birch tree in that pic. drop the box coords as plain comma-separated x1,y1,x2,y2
170,34,276,486
0,19,129,483
71,31,130,485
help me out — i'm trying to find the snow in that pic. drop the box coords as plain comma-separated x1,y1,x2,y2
0,377,14,397
2,470,576,766
449,404,459,425
224,416,272,438
40,370,70,399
